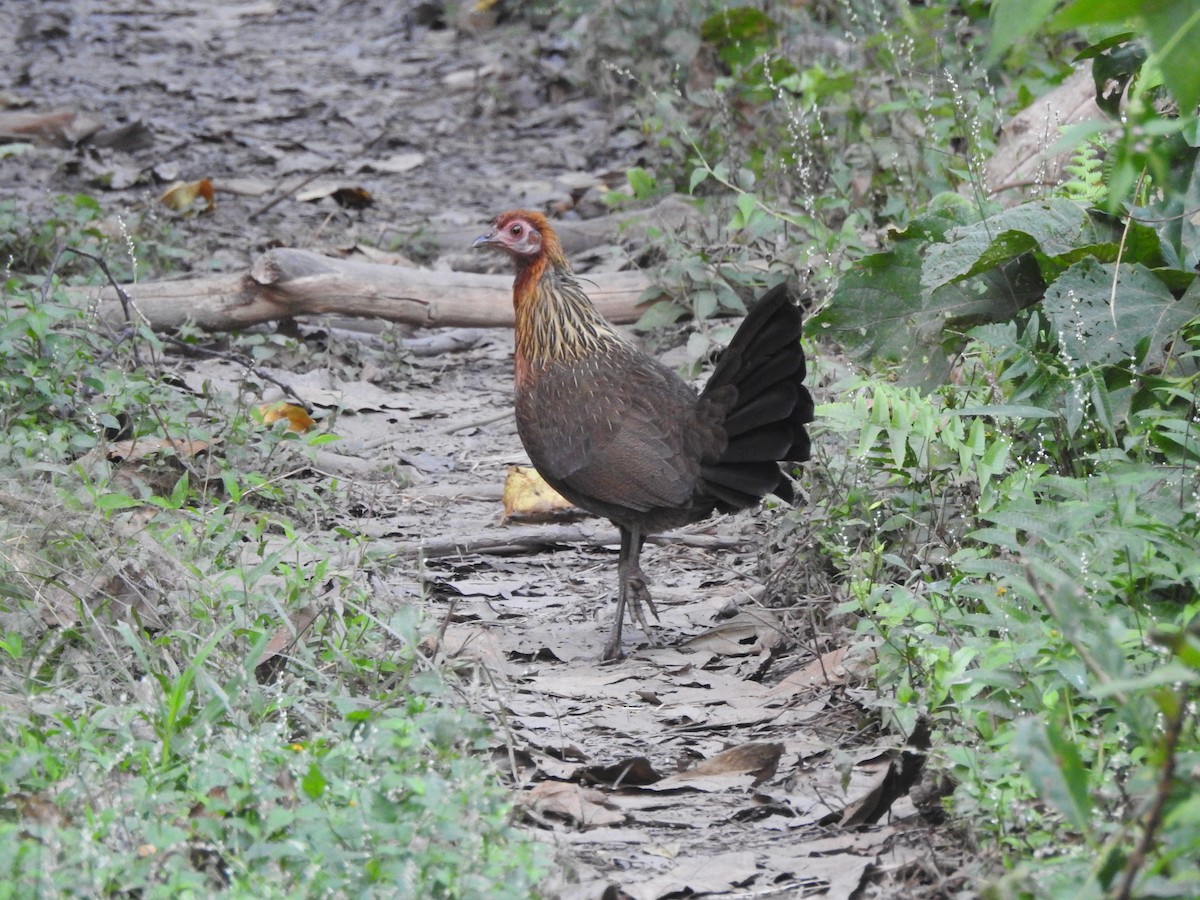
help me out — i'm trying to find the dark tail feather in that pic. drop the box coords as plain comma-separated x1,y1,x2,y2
699,282,814,506
700,461,785,507
704,283,801,394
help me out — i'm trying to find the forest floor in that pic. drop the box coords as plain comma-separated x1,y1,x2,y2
2,2,985,897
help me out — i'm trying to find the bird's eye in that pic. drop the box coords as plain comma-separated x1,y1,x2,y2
510,224,523,236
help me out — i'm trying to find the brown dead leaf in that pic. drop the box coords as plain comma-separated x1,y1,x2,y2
574,756,663,788
255,604,321,680
772,852,874,900
502,465,574,522
0,108,102,145
330,186,373,209
662,741,782,788
680,608,784,656
838,718,932,827
623,850,758,900
256,401,316,433
344,243,419,267
294,184,373,208
159,178,215,213
424,625,513,676
4,791,70,827
518,781,625,828
285,375,410,412
105,436,217,462
769,646,849,697
358,151,425,174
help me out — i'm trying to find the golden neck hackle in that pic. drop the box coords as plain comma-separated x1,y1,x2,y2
512,253,624,380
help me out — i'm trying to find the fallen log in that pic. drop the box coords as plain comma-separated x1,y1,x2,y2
70,247,655,332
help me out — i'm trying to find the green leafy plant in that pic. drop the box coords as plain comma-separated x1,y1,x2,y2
0,203,548,896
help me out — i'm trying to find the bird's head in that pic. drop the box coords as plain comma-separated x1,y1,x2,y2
472,210,561,266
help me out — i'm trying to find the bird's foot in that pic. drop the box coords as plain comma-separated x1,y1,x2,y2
625,573,661,645
600,634,625,663
601,574,661,662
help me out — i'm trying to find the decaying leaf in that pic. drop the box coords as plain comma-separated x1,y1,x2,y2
502,465,574,521
769,646,849,697
658,741,783,790
256,401,316,433
2,792,70,828
772,852,875,900
330,186,373,209
623,850,758,900
838,718,933,827
360,152,425,174
159,178,215,213
106,436,217,462
518,781,625,828
294,184,373,208
681,608,784,656
0,108,103,145
255,604,322,680
575,756,663,788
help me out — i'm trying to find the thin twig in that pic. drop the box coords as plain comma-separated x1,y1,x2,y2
67,246,310,409
1112,696,1189,900
442,408,514,435
1110,167,1148,329
160,339,308,408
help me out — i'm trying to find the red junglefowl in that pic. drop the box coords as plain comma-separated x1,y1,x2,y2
474,210,813,660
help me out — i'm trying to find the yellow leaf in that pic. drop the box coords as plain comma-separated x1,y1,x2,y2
502,465,573,521
159,178,215,213
256,402,316,433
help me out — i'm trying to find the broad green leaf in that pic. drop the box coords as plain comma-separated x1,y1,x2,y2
302,762,327,799
1054,0,1200,112
816,242,925,364
634,299,687,332
986,0,1058,65
1142,2,1200,113
891,193,984,243
692,288,718,322
821,252,1038,384
1053,0,1152,28
922,199,1096,292
95,492,141,511
1087,39,1147,118
626,167,657,201
1043,259,1200,369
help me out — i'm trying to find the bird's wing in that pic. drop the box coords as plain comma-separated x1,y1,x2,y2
515,352,705,514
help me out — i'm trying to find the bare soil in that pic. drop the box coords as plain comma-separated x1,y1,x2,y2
2,3,982,897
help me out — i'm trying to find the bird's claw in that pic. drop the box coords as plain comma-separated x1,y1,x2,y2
625,574,661,646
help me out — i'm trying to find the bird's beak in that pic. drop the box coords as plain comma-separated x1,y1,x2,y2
472,228,497,249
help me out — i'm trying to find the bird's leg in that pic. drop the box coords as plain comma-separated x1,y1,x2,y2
623,527,659,630
603,526,658,661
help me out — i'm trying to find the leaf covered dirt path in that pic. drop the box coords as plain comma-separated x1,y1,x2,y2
355,333,956,900
182,320,963,898
2,3,977,896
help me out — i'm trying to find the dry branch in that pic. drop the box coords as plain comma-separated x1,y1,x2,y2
385,523,747,559
70,247,653,332
63,197,705,335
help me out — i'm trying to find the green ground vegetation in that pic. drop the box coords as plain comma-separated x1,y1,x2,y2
572,0,1200,894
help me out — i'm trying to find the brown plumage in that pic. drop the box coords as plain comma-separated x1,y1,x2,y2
474,210,813,660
